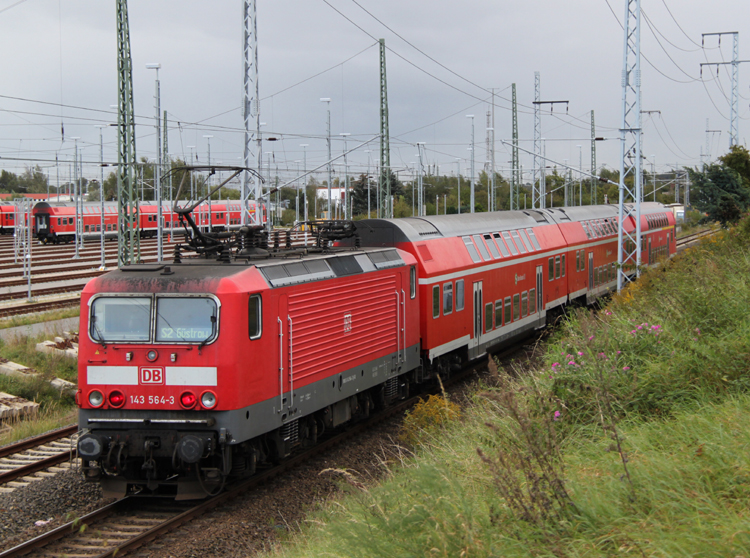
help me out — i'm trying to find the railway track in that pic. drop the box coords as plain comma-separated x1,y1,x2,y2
676,228,715,249
0,230,713,321
0,425,78,493
0,355,498,558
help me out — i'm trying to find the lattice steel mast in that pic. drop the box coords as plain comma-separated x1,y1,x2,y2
511,83,519,210
242,0,260,225
116,0,139,266
617,0,643,291
378,39,390,218
532,72,542,209
700,32,747,149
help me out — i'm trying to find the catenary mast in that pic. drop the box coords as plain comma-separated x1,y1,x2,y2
116,0,139,267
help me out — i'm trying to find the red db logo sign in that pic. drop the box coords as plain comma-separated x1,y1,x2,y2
139,367,164,385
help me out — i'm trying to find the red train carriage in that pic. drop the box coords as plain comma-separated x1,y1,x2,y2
76,246,419,499
353,202,675,371
32,200,265,244
0,205,18,234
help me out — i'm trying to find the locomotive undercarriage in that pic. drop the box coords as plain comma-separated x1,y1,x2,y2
78,381,414,500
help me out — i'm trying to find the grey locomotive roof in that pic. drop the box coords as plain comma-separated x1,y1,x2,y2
355,203,669,244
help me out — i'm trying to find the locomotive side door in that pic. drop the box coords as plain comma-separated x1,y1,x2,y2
472,281,483,350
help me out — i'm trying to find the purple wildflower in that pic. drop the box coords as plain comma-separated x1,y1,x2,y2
553,411,561,421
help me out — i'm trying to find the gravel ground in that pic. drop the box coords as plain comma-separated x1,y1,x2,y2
0,469,112,553
0,341,545,558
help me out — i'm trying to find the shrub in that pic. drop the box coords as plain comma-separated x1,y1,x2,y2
400,394,461,446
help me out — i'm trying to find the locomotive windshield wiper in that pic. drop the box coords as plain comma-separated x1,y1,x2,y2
90,317,107,349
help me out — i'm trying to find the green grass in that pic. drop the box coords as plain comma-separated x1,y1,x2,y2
0,405,77,447
262,216,750,558
0,330,78,446
0,333,78,383
0,307,79,330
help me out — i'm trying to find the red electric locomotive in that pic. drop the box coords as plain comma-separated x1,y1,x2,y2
76,221,419,499
75,202,675,499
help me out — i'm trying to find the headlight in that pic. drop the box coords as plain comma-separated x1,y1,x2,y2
109,390,125,408
146,349,159,362
200,391,217,409
88,390,104,408
180,391,197,408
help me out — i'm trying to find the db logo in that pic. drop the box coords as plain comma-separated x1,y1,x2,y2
343,313,352,334
139,367,164,385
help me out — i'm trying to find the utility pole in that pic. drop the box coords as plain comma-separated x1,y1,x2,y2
94,125,106,269
72,137,80,260
163,110,171,241
242,0,260,226
116,0,138,267
204,135,213,230
704,118,721,167
488,89,496,211
590,110,597,204
533,72,541,209
511,83,519,210
340,133,350,220
417,143,425,216
467,115,475,213
455,159,461,214
701,32,747,148
146,63,162,262
617,0,643,291
577,145,582,206
321,98,332,218
532,72,568,209
378,39,390,219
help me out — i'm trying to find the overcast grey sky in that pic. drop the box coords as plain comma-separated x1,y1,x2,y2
0,0,747,186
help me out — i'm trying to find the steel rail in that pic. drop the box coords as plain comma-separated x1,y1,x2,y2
0,425,77,459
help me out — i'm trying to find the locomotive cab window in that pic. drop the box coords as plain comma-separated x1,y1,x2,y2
155,297,217,343
90,297,151,343
410,266,416,299
249,294,262,339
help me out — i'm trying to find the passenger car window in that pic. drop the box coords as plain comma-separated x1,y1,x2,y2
443,282,453,315
456,280,465,311
433,286,440,318
485,303,493,333
493,233,510,257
